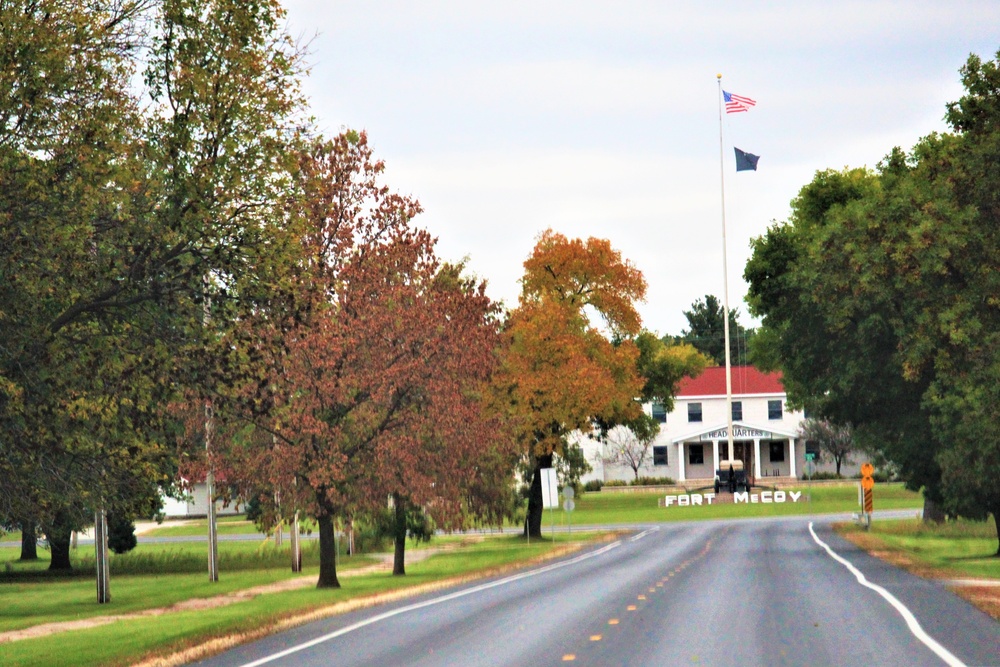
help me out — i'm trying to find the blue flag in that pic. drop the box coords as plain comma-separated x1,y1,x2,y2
734,147,760,172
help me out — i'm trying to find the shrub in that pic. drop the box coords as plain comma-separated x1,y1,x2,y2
632,476,675,486
807,471,845,481
107,513,137,554
583,479,604,492
603,479,629,487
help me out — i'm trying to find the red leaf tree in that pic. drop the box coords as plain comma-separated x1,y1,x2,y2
226,132,511,587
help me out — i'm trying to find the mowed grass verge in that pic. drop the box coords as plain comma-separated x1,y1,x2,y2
835,516,1000,620
0,541,377,632
1,534,599,667
836,516,1000,581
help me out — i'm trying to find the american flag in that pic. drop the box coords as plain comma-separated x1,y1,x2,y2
724,90,756,113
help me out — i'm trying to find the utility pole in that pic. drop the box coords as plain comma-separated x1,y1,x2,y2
95,507,110,603
204,274,219,582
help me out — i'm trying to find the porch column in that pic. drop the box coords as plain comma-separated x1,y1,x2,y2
712,440,720,473
789,439,797,479
677,442,686,482
753,438,762,478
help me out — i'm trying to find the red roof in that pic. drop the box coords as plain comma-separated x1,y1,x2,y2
677,366,785,397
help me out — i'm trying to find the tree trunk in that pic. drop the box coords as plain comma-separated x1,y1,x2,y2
45,512,74,571
393,492,406,576
19,519,38,561
525,453,553,539
923,496,946,524
316,513,340,588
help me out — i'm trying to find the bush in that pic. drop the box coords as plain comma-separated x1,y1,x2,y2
583,479,604,492
352,510,393,553
632,476,675,486
807,471,845,481
603,480,629,487
107,513,137,554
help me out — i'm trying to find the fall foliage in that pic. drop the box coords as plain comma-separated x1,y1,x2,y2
216,134,513,587
498,230,647,538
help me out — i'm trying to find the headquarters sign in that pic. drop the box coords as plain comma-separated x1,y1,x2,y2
700,427,772,441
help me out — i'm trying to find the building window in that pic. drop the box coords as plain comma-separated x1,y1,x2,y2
768,400,783,420
688,444,704,465
651,402,667,423
653,446,668,466
732,401,742,421
688,402,702,423
769,441,785,462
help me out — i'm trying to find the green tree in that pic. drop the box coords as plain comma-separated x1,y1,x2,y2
0,0,307,571
634,332,710,408
745,50,1000,545
679,295,753,366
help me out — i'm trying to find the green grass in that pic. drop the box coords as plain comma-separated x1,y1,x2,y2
143,515,269,538
0,543,377,633
1,534,590,667
851,516,1000,580
1,529,24,543
565,482,922,525
1,538,372,578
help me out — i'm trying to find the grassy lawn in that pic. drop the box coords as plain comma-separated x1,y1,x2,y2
0,542,376,633
142,515,272,538
1,534,592,667
2,538,371,577
837,516,1000,580
565,482,922,525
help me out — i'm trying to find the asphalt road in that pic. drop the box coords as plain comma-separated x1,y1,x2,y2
189,516,1000,667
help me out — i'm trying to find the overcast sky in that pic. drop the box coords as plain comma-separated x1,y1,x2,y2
282,1,1000,336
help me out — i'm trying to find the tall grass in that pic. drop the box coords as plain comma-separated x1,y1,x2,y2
0,539,368,580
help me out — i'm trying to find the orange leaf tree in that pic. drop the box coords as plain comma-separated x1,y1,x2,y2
498,230,646,537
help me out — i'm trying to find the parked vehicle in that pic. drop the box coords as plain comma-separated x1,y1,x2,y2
714,460,750,494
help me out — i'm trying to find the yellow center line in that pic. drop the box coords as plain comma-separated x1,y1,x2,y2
609,619,620,625
590,635,602,641
562,654,576,661
627,605,637,611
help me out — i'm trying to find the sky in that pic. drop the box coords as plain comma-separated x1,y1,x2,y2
281,1,1000,337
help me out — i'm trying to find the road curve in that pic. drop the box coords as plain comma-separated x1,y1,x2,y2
190,516,999,667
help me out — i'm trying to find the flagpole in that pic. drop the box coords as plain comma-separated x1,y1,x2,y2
717,74,735,468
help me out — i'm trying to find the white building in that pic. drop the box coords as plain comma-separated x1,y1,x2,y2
160,480,243,518
580,366,858,485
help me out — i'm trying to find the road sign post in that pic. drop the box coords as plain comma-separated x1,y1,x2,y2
860,462,874,529
805,452,815,503
540,468,558,541
563,486,575,537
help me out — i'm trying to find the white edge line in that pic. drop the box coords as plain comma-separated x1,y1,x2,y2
807,521,966,667
629,527,659,542
238,540,623,667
